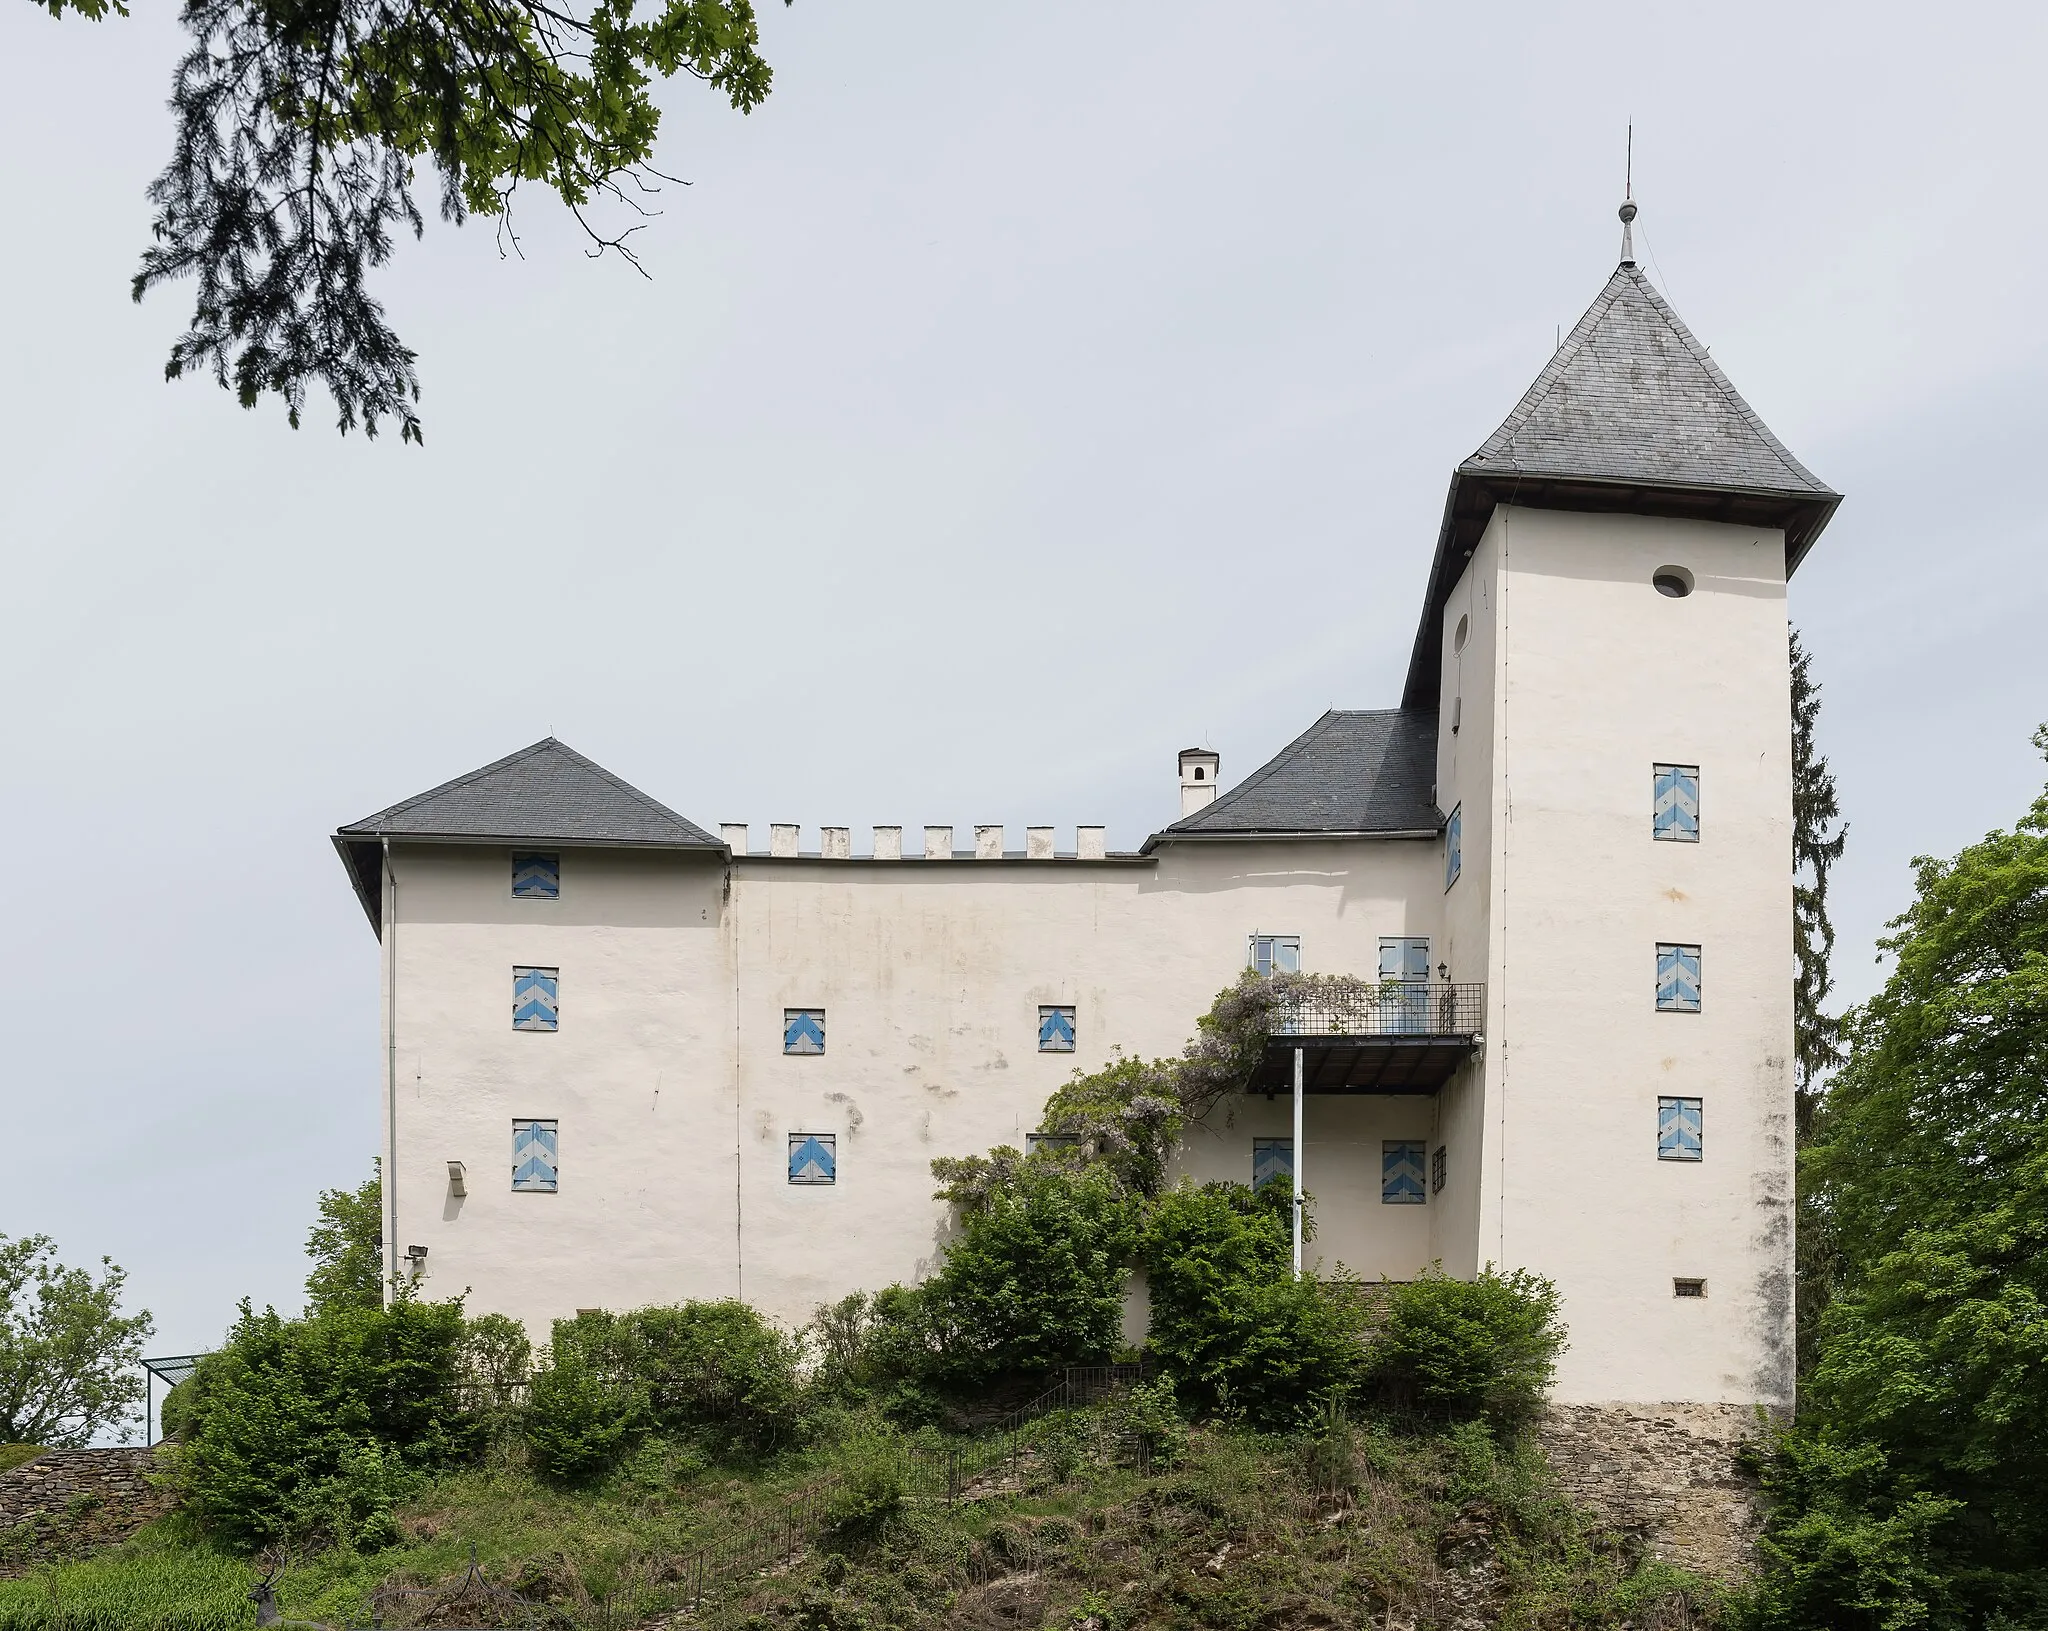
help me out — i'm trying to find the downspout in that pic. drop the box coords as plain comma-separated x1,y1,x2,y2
1292,1046,1304,1278
383,837,399,1302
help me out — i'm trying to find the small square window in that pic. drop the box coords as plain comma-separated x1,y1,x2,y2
1673,1278,1707,1299
1445,805,1462,890
1027,1132,1081,1155
1432,1145,1447,1194
1382,1140,1426,1204
513,967,559,1032
788,1132,836,1185
1038,1005,1077,1053
1656,944,1702,1013
1252,1138,1293,1193
1249,935,1300,977
783,1009,826,1055
512,851,560,898
1658,1097,1703,1161
512,1119,558,1192
1653,766,1700,842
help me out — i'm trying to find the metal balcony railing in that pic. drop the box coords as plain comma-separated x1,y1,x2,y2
1269,982,1485,1040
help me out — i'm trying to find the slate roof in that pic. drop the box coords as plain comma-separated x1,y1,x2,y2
1148,710,1440,846
1402,257,1841,708
333,739,719,930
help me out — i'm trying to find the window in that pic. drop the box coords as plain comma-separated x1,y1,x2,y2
783,1008,826,1055
1653,765,1700,842
1380,937,1432,1034
1445,804,1462,889
513,967,559,1031
788,1132,836,1185
1673,1278,1707,1299
1026,1132,1080,1155
1252,1138,1293,1193
512,1119,558,1192
1382,1140,1426,1204
512,851,560,898
1432,1145,1447,1194
1038,1005,1077,1053
1656,944,1702,1013
1658,1097,1704,1161
1653,566,1695,598
1249,935,1300,977
1380,937,1430,981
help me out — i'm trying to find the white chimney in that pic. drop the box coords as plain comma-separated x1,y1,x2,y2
924,825,953,859
1026,826,1055,860
873,826,903,860
720,823,748,854
1179,748,1221,817
821,826,850,859
1077,826,1107,860
770,823,800,858
975,824,1004,860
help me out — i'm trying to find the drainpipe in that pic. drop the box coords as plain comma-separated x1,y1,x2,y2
383,837,399,1302
1292,1046,1304,1278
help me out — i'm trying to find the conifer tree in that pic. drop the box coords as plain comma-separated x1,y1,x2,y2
1791,627,1847,1138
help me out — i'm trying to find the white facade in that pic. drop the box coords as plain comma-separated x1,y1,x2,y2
340,242,1834,1413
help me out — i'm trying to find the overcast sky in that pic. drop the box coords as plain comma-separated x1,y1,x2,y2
3,2,2043,1384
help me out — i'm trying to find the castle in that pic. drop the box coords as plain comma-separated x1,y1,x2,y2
334,207,1837,1415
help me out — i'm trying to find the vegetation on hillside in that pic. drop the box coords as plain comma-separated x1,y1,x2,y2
0,1235,153,1448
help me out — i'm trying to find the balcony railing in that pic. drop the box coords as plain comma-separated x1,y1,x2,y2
1270,982,1485,1039
1254,982,1485,1094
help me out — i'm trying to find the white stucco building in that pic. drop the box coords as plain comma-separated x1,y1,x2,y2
334,213,1838,1413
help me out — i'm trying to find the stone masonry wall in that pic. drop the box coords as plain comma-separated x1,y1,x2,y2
1538,1402,1769,1581
0,1448,178,1576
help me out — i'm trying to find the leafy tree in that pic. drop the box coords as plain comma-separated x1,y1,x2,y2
305,1160,384,1316
1747,726,2048,1626
1368,1265,1565,1428
33,0,782,442
0,1234,155,1447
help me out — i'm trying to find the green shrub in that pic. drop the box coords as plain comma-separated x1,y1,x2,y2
1115,1378,1188,1468
550,1301,801,1452
522,1341,646,1485
1143,1181,1361,1429
823,1439,904,1541
1295,1402,1358,1494
1369,1265,1565,1426
170,1295,481,1550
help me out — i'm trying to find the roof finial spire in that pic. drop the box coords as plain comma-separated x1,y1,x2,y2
1619,123,1637,266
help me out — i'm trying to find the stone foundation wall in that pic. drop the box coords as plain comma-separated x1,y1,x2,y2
1538,1402,1769,1581
0,1448,178,1575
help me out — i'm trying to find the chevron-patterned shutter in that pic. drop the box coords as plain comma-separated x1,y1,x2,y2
513,967,559,1031
1653,765,1700,841
1038,1005,1076,1052
783,1009,826,1055
1252,1138,1293,1192
512,852,561,898
1656,944,1702,1013
1445,804,1462,889
512,1119,558,1192
1658,1097,1704,1161
1382,1141,1427,1204
788,1132,836,1185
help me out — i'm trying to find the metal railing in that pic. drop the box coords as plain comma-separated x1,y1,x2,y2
1269,982,1484,1039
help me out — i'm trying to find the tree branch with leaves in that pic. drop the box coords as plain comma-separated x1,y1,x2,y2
0,1234,155,1447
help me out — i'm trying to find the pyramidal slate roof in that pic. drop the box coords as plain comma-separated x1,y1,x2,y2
1148,710,1440,847
1402,253,1841,708
334,740,718,930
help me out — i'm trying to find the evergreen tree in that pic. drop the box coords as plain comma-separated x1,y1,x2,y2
1791,627,1848,1136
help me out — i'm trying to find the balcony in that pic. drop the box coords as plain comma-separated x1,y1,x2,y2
1251,983,1485,1095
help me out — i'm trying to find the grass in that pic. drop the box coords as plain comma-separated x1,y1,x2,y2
0,1450,43,1477
0,1410,1726,1631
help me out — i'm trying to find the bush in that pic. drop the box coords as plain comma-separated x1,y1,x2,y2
171,1295,481,1549
823,1438,904,1542
1143,1181,1362,1430
1369,1265,1565,1426
522,1341,646,1485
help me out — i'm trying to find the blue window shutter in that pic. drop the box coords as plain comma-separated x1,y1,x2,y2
1382,1141,1427,1204
512,852,560,898
1038,1005,1077,1052
1250,936,1300,977
788,1133,836,1185
1658,1097,1704,1161
512,1119,558,1191
783,1009,826,1055
1654,766,1700,842
1656,944,1702,1012
513,967,559,1031
1446,805,1462,888
1252,1138,1293,1192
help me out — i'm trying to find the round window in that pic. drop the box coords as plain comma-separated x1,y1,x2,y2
1653,566,1695,598
1453,613,1470,654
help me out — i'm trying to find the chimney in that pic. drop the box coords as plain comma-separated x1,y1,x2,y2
1077,826,1107,860
821,826,850,859
720,823,748,855
1179,748,1221,817
770,823,800,858
873,825,903,860
1026,826,1055,860
924,825,953,859
975,825,1004,860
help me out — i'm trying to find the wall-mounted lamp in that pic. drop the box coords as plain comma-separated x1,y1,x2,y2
447,1160,467,1197
1438,962,1449,981
404,1244,428,1277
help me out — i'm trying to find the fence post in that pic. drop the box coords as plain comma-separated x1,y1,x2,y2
947,1446,960,1502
